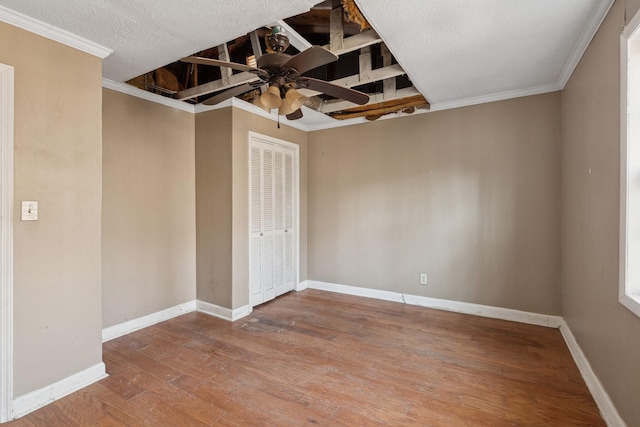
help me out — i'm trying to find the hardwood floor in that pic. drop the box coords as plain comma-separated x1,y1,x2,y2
8,290,604,426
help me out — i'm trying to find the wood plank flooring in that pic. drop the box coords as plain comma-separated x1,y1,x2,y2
7,290,604,426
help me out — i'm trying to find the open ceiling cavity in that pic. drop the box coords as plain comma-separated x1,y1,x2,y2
126,0,429,122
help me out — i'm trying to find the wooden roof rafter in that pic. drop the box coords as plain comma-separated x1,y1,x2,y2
130,0,429,121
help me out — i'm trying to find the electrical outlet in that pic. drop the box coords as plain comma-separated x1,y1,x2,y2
419,273,428,285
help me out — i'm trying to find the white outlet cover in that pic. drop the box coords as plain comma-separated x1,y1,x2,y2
21,201,38,221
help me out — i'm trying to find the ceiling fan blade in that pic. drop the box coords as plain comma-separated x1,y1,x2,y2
297,77,370,105
202,84,256,106
181,56,268,78
286,109,303,120
283,46,338,75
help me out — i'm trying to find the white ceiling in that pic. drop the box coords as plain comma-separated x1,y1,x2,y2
0,0,322,82
355,0,611,106
0,0,613,129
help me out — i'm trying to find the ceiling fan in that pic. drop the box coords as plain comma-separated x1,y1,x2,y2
180,26,370,120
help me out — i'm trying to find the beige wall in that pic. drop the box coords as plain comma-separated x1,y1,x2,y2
102,89,196,328
308,93,562,314
561,1,640,425
0,23,103,396
231,108,308,309
195,108,233,308
195,106,307,310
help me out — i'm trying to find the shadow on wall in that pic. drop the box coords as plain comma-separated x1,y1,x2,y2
308,97,561,315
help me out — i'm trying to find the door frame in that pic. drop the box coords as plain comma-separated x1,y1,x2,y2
248,132,300,308
0,63,15,422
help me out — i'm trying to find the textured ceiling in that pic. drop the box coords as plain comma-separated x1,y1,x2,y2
0,0,613,128
354,0,610,106
0,0,321,81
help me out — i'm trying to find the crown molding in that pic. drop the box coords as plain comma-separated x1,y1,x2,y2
429,83,561,113
102,80,562,133
0,5,112,59
104,79,316,131
196,97,312,132
102,79,195,113
557,0,615,88
303,82,563,132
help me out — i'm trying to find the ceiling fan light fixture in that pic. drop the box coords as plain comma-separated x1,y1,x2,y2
253,96,271,113
284,87,307,111
260,84,282,109
279,99,297,116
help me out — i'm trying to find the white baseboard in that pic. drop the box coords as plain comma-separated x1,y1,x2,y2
196,300,252,322
295,280,309,291
306,280,623,426
308,280,405,303
102,300,196,342
559,320,626,427
12,362,107,419
403,294,563,328
306,280,562,327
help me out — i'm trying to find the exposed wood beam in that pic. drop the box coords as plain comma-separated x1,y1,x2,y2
330,5,344,52
324,63,406,88
359,46,373,82
176,34,389,102
329,94,429,120
249,30,262,60
217,43,232,87
381,43,396,100
283,24,361,37
297,64,406,97
176,72,259,100
323,30,381,56
320,87,424,113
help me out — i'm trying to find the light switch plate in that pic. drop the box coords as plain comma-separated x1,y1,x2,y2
21,201,38,221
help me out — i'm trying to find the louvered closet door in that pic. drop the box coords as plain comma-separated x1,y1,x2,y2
282,148,295,293
250,144,264,304
250,138,296,307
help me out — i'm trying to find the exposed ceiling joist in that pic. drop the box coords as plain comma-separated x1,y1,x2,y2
322,30,381,55
329,5,344,52
249,30,263,60
359,46,373,81
321,87,423,113
328,94,429,120
381,43,396,100
217,43,232,87
176,72,259,100
298,63,406,97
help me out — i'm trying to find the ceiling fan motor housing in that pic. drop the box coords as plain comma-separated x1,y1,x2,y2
256,53,300,87
265,26,290,53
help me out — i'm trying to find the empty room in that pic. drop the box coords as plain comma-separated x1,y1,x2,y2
0,0,639,425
